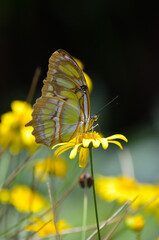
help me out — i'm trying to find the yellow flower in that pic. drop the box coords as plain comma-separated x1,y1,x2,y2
25,216,71,237
0,100,37,154
138,183,159,210
95,175,159,211
73,57,93,93
53,132,128,168
125,214,145,232
96,175,139,205
33,156,68,182
0,189,10,203
9,185,47,213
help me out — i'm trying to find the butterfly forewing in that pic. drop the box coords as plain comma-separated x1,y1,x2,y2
48,49,87,86
26,49,91,147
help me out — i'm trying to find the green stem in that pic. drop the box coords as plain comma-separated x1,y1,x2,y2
82,184,88,240
136,232,142,240
89,146,101,240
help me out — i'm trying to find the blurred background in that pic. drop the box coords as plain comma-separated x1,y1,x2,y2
0,1,159,180
0,1,159,239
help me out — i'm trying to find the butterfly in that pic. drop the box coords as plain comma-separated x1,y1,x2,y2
26,49,98,147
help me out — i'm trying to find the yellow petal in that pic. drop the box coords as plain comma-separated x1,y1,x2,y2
107,134,128,142
52,143,67,150
108,140,123,150
73,57,84,70
54,144,73,158
92,139,100,148
99,138,108,150
83,72,93,93
83,139,91,148
69,144,81,159
79,148,89,168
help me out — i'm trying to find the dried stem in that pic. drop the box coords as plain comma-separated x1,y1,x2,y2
26,67,41,104
46,182,61,240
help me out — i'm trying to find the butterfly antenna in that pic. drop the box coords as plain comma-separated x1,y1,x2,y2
96,95,118,115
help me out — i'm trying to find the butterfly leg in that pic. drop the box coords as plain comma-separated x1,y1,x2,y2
88,123,99,139
90,123,99,132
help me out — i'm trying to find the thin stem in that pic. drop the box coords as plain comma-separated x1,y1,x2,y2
89,146,101,240
82,178,88,240
136,232,142,240
26,67,41,104
46,182,61,240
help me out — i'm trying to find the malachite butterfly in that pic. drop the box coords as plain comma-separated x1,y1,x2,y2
26,49,98,147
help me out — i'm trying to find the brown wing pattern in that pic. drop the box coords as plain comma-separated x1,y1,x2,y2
26,49,91,146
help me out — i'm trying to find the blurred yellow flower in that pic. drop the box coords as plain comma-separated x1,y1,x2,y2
95,175,159,211
9,185,47,213
137,183,159,210
25,216,71,237
33,155,68,182
53,132,127,168
125,214,145,232
0,188,10,203
73,57,93,93
0,100,37,154
96,175,139,204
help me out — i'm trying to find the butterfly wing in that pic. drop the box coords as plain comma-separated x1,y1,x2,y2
44,49,91,122
26,49,91,147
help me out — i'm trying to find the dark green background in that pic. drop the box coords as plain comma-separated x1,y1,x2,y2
1,0,159,134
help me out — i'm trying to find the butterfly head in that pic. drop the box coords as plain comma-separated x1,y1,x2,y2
91,115,98,122
88,114,98,130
